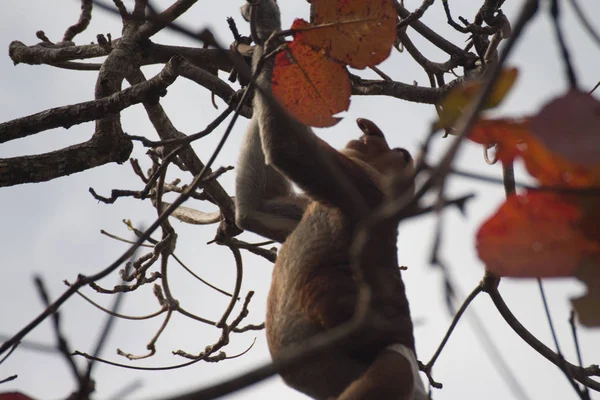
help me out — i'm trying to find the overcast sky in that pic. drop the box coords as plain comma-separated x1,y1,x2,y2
1,1,599,400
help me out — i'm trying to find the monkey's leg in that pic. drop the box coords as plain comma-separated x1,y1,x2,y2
235,118,307,242
337,345,427,400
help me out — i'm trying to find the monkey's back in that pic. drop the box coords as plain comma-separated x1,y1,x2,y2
266,202,415,399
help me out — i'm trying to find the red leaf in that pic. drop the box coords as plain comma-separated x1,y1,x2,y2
293,0,396,69
531,90,600,166
272,41,351,127
469,118,600,187
476,192,600,278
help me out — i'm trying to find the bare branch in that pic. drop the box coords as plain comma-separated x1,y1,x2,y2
9,40,109,65
126,68,240,236
397,0,434,30
63,0,94,42
0,59,174,144
139,0,199,38
350,74,465,104
396,2,472,58
484,276,600,391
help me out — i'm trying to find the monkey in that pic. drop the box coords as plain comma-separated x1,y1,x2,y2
235,1,427,399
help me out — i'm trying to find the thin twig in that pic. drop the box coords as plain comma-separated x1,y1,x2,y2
101,230,153,247
127,107,233,148
570,311,591,400
0,375,18,384
421,285,482,388
0,342,19,366
79,251,136,399
68,285,167,320
74,349,202,370
550,0,578,88
484,280,600,391
33,277,81,383
568,0,600,49
172,253,236,298
216,245,244,327
118,310,173,361
537,279,586,398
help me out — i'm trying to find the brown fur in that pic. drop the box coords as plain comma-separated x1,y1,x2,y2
236,2,419,398
264,156,415,400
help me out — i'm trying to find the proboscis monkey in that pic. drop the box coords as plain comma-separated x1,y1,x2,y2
235,1,427,399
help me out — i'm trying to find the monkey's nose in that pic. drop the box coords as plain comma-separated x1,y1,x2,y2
356,118,384,138
393,148,412,162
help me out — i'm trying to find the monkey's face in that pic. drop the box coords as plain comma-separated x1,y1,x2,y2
343,118,414,177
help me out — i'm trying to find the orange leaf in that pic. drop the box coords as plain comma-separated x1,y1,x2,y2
436,68,518,130
469,118,600,187
272,41,351,127
531,90,600,167
476,192,600,278
292,0,396,69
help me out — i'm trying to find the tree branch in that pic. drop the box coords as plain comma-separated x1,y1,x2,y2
484,277,600,391
138,0,199,38
351,74,465,105
0,58,178,144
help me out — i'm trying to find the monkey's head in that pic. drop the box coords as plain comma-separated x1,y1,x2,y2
343,118,413,174
342,118,415,196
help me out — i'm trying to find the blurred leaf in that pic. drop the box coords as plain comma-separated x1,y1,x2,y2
572,260,600,327
477,190,600,328
477,192,600,278
436,67,518,130
469,118,600,187
531,90,600,166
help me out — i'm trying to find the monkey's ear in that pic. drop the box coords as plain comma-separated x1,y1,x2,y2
356,118,385,138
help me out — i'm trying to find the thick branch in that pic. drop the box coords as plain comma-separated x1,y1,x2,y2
9,40,109,65
0,58,179,143
62,0,93,42
0,57,189,186
0,134,131,187
9,40,234,73
142,42,233,72
351,74,464,104
143,42,234,72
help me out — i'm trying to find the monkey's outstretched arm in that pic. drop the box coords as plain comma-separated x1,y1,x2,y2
255,87,380,220
235,0,371,240
238,0,376,225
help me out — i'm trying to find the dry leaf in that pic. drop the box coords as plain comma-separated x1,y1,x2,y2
293,0,396,69
272,41,350,127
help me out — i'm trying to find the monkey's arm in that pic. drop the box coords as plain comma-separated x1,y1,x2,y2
235,117,309,243
255,93,378,221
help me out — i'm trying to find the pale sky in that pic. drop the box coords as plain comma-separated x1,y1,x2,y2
0,1,599,400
